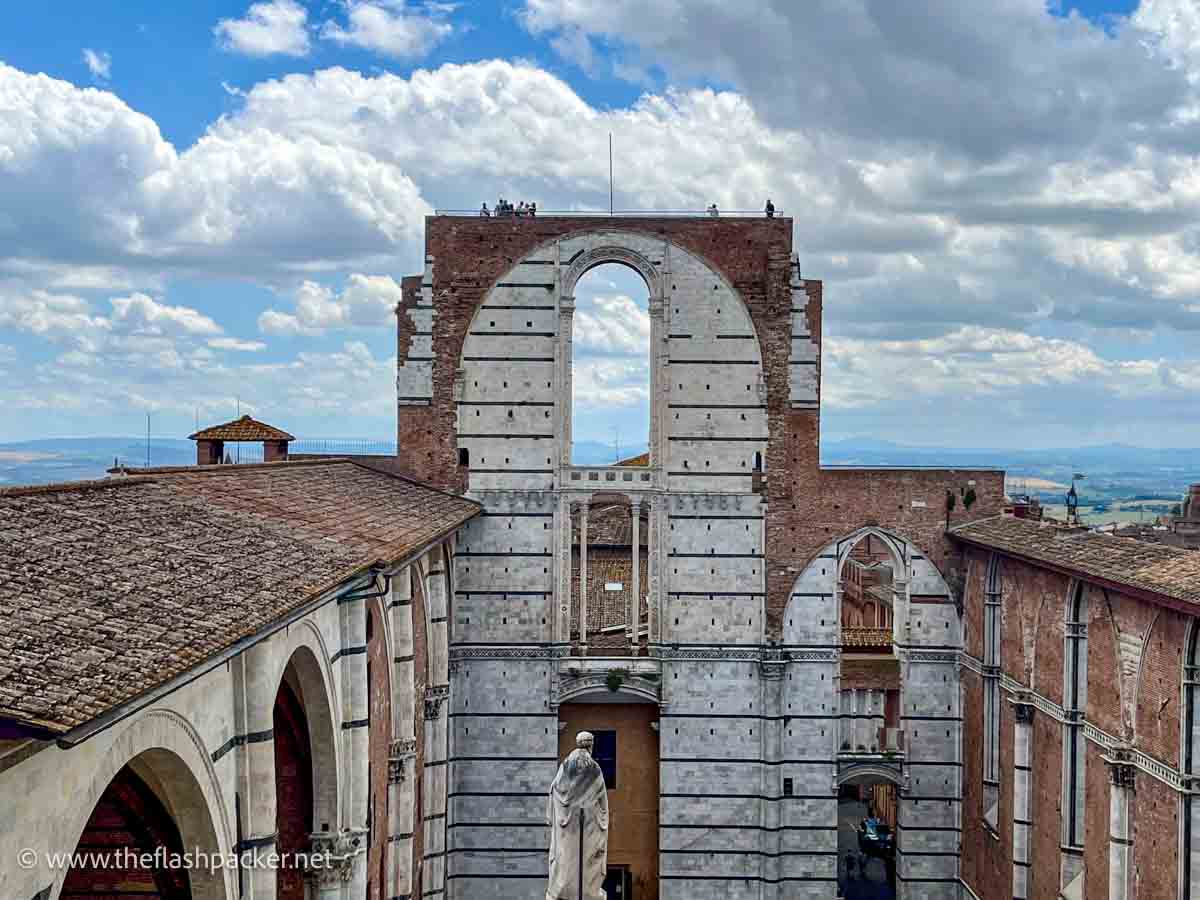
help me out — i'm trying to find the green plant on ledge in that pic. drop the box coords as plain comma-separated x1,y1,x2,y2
605,669,628,692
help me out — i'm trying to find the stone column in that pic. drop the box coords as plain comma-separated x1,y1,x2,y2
629,499,641,652
339,590,370,899
1105,746,1136,900
579,504,589,653
557,495,575,646
388,570,417,900
557,294,575,469
652,241,672,480
647,499,662,644
239,642,277,900
1011,695,1035,900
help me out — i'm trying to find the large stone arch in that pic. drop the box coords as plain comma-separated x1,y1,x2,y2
272,629,342,834
784,525,958,648
560,243,663,300
53,710,235,900
453,227,768,493
785,525,962,900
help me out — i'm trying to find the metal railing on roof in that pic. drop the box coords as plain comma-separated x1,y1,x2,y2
433,208,784,218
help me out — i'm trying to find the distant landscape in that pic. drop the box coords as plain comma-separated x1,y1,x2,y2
3,436,1197,525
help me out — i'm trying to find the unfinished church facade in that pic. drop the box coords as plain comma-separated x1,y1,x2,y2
394,214,1006,900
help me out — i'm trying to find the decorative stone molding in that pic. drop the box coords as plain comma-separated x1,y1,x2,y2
306,829,366,885
558,671,661,705
759,646,789,679
449,646,565,660
388,738,417,784
424,685,449,720
562,246,661,299
961,649,1186,792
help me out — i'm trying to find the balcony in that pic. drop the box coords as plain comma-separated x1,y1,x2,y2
842,626,893,651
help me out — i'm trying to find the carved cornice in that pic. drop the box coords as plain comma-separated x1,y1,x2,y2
388,738,417,784
450,646,565,660
424,685,449,720
306,829,366,885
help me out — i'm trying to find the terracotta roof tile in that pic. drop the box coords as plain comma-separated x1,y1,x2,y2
188,414,295,442
950,515,1200,608
0,460,480,734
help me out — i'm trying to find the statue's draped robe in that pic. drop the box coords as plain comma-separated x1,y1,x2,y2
546,749,609,900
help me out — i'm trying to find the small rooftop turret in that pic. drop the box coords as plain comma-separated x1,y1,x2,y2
188,415,295,465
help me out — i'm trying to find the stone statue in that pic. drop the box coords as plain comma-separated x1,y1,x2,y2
546,731,609,900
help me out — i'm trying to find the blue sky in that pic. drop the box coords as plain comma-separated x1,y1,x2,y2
2,0,1199,448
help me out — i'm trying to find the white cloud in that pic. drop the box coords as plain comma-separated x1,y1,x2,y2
258,274,404,335
0,63,429,275
208,337,267,352
320,1,451,59
5,18,1200,444
571,357,649,409
109,293,222,336
215,0,310,57
81,49,111,81
573,294,649,355
823,326,1200,410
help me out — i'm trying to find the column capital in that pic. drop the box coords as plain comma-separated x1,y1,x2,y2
1103,744,1137,790
559,295,576,312
1010,690,1035,724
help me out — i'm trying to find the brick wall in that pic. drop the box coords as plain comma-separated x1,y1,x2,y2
1133,772,1178,900
1083,742,1111,900
1136,607,1188,767
958,542,1196,900
1029,709,1064,900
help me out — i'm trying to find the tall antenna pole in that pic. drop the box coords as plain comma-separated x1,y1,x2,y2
146,413,150,468
609,132,613,215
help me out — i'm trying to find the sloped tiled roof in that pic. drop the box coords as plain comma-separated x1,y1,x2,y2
189,414,295,442
614,452,649,467
951,515,1200,608
0,460,480,735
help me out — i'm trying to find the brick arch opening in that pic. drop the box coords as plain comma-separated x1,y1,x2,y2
62,748,226,900
787,526,961,899
274,678,313,900
366,598,393,900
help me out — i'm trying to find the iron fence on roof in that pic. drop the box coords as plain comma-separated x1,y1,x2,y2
433,209,784,217
289,438,399,457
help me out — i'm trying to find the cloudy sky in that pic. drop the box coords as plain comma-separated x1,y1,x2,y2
2,0,1200,448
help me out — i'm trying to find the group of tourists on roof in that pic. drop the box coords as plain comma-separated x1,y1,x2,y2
480,198,536,217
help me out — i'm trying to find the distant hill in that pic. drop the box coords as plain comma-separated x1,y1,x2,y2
2,435,1196,498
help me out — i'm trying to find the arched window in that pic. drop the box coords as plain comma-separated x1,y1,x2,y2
1183,623,1200,898
1062,580,1088,851
570,264,650,465
982,553,1002,830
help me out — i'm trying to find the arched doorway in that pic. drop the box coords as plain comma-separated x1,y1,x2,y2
62,764,191,900
61,747,226,900
838,770,899,900
557,689,660,900
274,678,313,900
271,640,340,900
